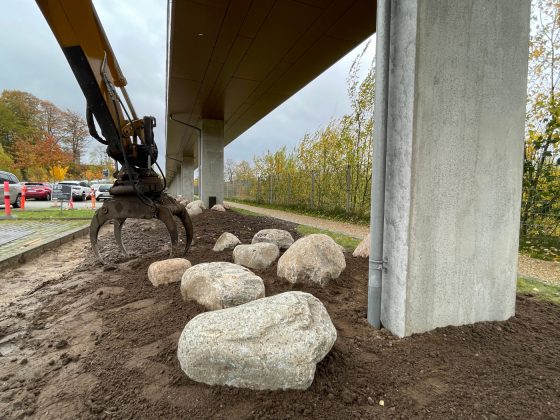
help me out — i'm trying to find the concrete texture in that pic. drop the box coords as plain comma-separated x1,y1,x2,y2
200,119,224,208
181,157,195,201
380,0,531,337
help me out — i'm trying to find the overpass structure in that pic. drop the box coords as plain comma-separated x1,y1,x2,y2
165,0,531,337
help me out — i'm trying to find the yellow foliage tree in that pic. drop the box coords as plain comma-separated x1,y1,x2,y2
51,165,69,182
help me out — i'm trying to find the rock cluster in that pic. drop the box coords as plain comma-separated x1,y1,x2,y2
180,262,265,310
177,291,337,390
277,234,346,286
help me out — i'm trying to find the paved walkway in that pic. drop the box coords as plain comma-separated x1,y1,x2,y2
0,219,90,267
225,201,369,239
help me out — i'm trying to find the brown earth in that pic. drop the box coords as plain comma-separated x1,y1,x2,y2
0,210,559,419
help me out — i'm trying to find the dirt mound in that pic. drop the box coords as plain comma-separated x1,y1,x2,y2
0,210,559,419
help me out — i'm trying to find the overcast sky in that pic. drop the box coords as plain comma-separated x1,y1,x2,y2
0,0,374,168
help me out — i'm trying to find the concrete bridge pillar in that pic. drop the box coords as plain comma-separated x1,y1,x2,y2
199,119,224,208
373,0,531,337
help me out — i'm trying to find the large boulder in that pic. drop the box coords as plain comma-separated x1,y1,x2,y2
177,291,337,390
233,243,279,270
277,234,346,286
213,232,241,252
211,204,226,212
251,229,294,250
353,234,370,258
222,202,231,210
147,258,192,287
180,262,265,310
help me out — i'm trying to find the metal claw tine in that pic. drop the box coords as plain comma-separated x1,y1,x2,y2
114,218,128,256
157,207,179,257
179,209,194,256
90,210,109,264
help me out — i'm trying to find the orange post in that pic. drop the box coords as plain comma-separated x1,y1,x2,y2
91,186,96,209
69,195,74,209
21,184,26,210
3,181,11,217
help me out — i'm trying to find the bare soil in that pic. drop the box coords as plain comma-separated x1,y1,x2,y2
0,210,559,419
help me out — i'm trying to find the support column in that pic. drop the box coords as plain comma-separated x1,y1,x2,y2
375,0,530,337
181,156,195,201
199,119,224,208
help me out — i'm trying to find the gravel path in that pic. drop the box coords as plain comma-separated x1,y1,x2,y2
226,201,559,284
226,201,369,239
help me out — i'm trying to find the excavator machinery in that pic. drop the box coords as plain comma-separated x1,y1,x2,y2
36,0,193,262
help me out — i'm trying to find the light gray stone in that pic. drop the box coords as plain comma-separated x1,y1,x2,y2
180,262,264,310
252,229,294,250
187,206,203,217
211,204,226,212
277,234,346,286
177,291,337,390
213,232,241,252
353,234,370,258
187,199,206,211
148,258,192,287
233,243,279,270
222,202,231,210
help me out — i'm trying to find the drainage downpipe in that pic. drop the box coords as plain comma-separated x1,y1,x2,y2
367,0,391,329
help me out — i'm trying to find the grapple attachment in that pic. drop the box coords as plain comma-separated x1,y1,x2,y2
89,176,193,263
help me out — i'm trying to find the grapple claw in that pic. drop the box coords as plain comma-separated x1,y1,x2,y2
90,208,109,263
114,218,128,256
88,175,193,264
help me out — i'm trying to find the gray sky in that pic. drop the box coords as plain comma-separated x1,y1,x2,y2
0,0,374,168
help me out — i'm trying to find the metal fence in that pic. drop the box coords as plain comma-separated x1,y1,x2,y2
224,166,371,218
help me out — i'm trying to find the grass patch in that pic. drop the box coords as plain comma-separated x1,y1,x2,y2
519,236,560,262
10,208,95,219
226,198,370,225
296,224,361,251
230,207,262,217
517,277,560,305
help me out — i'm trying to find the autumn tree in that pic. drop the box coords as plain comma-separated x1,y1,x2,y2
61,110,89,166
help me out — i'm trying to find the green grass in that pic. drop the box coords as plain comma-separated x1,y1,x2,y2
10,208,95,219
226,198,370,225
519,236,560,262
517,277,560,305
230,207,262,217
296,224,361,251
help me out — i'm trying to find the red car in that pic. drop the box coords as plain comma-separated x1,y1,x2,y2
22,182,53,201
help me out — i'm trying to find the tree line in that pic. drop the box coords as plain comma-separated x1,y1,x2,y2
226,0,559,242
0,90,107,182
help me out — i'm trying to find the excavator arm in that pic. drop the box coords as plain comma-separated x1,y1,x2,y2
36,0,192,263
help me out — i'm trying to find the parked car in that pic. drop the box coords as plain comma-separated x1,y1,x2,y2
0,170,22,208
22,182,52,201
94,184,112,201
57,180,91,201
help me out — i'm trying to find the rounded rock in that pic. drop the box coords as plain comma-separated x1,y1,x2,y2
148,258,192,287
177,291,337,390
252,229,294,250
233,243,280,270
213,232,241,252
277,234,346,286
180,262,265,310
